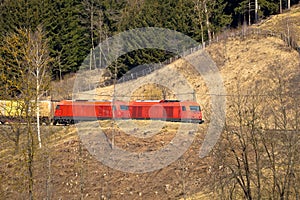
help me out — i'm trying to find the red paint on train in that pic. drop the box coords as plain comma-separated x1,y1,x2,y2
53,100,203,125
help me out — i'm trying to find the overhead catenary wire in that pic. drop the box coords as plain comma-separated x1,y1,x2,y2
74,91,300,98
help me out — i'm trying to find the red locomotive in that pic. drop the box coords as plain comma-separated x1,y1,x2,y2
53,99,204,125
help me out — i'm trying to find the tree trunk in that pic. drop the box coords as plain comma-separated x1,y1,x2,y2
194,0,205,46
280,0,283,14
255,0,258,22
204,1,212,43
26,101,34,200
248,0,251,25
36,68,42,148
200,22,204,47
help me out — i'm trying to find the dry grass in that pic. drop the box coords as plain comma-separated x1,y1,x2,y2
1,5,300,199
254,4,300,44
67,33,300,199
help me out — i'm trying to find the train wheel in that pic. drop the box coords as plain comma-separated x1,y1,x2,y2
53,120,58,126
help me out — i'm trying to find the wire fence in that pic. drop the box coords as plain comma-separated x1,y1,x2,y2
212,26,299,52
110,26,299,87
78,26,299,92
111,45,203,85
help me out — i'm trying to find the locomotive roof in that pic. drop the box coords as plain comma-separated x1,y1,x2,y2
57,99,200,106
58,100,127,105
130,100,200,106
134,99,181,103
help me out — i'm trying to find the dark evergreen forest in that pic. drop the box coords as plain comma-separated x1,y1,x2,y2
0,0,298,79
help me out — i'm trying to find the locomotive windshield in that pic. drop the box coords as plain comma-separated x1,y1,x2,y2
189,106,200,111
120,105,129,110
55,105,60,110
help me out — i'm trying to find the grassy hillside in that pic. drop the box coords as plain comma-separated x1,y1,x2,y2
1,5,300,200
254,4,300,45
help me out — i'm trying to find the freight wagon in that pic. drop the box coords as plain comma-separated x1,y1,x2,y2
0,100,58,124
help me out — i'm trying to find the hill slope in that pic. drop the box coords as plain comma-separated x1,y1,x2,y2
254,4,300,45
1,5,300,200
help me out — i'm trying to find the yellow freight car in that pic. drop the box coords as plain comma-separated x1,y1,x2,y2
0,100,59,124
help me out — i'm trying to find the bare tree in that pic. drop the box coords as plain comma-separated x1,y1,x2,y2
262,65,300,199
208,73,300,199
0,26,51,199
203,0,213,43
25,25,51,148
194,0,205,46
254,0,258,22
82,0,97,70
95,9,110,69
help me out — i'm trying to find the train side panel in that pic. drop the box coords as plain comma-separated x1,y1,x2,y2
39,100,55,124
180,101,203,123
53,103,74,124
54,101,116,124
52,99,204,125
129,101,162,120
129,101,182,121
162,105,181,121
112,102,130,119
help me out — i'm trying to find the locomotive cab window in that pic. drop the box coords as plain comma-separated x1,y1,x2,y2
190,106,200,111
182,106,186,111
120,105,129,110
55,105,60,110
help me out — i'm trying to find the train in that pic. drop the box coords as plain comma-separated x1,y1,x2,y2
53,99,204,125
0,99,204,125
0,100,59,124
